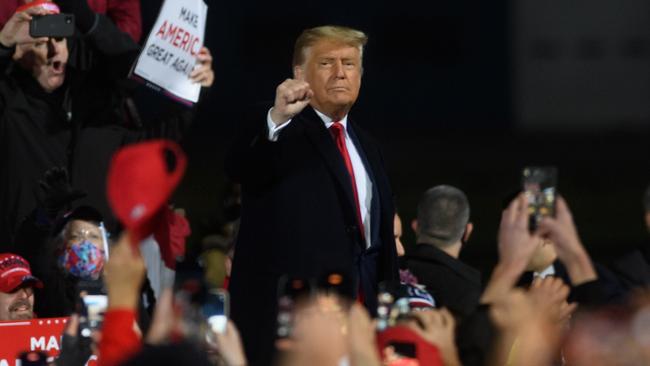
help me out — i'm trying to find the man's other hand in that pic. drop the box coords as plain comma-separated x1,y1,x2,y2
190,46,214,87
270,78,313,126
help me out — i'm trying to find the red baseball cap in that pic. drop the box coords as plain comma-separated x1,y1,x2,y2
107,140,187,243
377,326,443,366
0,253,43,293
16,0,60,14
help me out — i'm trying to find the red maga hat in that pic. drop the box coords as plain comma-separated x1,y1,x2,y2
16,0,60,14
377,326,443,366
107,140,187,243
0,253,43,293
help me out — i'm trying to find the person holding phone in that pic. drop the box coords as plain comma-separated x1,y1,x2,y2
0,0,214,247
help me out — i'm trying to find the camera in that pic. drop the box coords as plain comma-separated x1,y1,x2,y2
30,14,75,38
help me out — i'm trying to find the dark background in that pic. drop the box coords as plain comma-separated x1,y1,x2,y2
139,0,650,276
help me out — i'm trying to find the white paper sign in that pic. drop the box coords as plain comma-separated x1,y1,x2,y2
133,0,208,104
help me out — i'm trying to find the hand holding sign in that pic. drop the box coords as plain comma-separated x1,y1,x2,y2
133,0,208,104
190,46,213,87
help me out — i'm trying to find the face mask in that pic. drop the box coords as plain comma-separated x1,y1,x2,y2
58,240,105,280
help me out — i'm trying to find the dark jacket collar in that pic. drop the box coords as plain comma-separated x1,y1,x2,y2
408,243,481,286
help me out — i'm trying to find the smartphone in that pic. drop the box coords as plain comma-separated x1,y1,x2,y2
522,166,557,231
203,289,229,335
78,294,107,337
30,14,75,38
173,262,210,344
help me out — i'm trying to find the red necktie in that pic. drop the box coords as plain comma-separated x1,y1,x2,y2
330,122,367,305
329,122,365,240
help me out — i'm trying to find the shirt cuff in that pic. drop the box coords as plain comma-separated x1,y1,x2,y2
266,108,291,142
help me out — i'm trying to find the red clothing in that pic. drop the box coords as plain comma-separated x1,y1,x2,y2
98,309,141,366
0,0,141,42
0,0,21,30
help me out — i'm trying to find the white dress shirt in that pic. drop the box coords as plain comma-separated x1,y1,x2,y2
267,108,373,248
534,264,556,279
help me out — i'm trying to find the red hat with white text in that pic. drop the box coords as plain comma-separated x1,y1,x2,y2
0,253,43,293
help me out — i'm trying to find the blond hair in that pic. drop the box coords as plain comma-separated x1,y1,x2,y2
292,25,368,66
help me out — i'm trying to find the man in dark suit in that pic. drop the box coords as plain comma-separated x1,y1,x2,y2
226,25,398,365
406,185,481,319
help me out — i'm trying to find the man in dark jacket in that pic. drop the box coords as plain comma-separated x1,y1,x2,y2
0,2,214,247
226,25,398,365
406,185,481,319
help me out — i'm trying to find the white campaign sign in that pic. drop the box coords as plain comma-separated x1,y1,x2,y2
133,0,208,104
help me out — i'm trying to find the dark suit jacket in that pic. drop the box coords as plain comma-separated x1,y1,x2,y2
406,244,482,319
226,106,398,365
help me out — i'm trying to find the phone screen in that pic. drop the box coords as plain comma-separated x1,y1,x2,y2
203,289,228,334
79,294,107,337
522,166,557,230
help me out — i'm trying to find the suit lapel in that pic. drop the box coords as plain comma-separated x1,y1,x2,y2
347,122,381,247
300,107,358,212
349,119,385,193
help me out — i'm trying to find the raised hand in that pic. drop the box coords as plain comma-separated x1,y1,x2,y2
213,321,248,366
498,193,543,270
537,197,597,285
269,78,313,126
482,193,543,304
190,47,214,87
404,308,461,366
528,276,577,325
104,232,146,310
0,7,49,48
